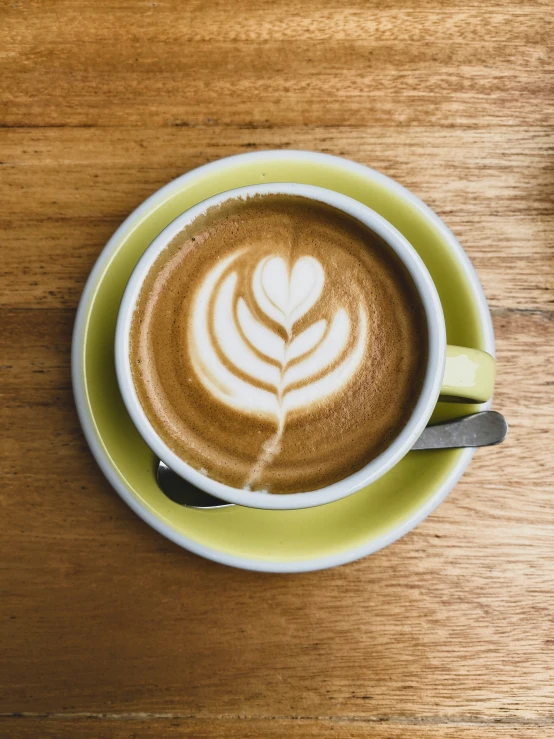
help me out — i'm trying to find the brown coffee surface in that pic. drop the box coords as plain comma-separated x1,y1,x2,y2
130,194,428,494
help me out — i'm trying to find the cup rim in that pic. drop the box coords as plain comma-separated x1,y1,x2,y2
115,182,446,510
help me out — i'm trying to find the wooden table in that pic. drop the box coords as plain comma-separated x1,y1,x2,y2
1,1,553,737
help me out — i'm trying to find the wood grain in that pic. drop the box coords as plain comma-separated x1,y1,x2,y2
2,1,553,127
1,0,553,736
1,127,553,311
1,718,553,739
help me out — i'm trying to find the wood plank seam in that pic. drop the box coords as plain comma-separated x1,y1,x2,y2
1,713,554,726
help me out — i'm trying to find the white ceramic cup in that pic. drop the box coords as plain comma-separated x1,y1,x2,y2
116,183,457,510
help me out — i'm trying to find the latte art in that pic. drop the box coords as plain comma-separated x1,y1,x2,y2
191,251,366,416
189,250,368,484
130,194,427,493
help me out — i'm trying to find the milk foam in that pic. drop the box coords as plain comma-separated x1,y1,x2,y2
190,250,366,414
189,248,367,483
130,194,428,494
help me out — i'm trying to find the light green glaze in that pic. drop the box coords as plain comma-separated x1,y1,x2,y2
79,155,489,563
442,346,495,403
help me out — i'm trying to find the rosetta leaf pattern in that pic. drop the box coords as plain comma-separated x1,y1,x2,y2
190,251,366,423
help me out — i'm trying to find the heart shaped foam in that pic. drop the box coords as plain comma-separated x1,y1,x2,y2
257,256,324,332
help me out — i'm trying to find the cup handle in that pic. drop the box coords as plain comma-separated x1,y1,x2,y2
441,346,495,403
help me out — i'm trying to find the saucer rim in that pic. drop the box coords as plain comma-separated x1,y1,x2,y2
72,150,494,573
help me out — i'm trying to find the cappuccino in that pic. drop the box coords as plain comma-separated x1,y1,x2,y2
129,194,427,493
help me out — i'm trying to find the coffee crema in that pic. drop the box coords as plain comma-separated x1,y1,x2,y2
130,194,428,494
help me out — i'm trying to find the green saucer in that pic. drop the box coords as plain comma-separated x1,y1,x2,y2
72,151,494,572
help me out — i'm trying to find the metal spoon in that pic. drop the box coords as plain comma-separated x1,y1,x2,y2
411,410,508,450
156,411,508,508
156,460,234,509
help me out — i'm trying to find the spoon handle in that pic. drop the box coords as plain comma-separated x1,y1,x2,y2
412,410,508,451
